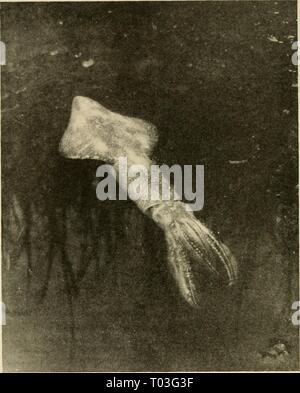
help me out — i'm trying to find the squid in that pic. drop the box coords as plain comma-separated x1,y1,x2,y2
59,96,238,307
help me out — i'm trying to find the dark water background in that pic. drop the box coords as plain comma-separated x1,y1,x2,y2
1,1,298,371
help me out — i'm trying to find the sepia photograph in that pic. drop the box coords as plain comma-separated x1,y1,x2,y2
0,0,299,372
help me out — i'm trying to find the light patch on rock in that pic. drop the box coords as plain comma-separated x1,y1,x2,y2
82,59,95,68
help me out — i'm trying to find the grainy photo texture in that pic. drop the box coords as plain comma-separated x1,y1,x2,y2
1,0,299,372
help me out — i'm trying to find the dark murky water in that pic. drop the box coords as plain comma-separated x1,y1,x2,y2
1,1,298,371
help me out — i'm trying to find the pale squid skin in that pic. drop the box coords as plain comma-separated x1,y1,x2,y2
59,96,238,307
